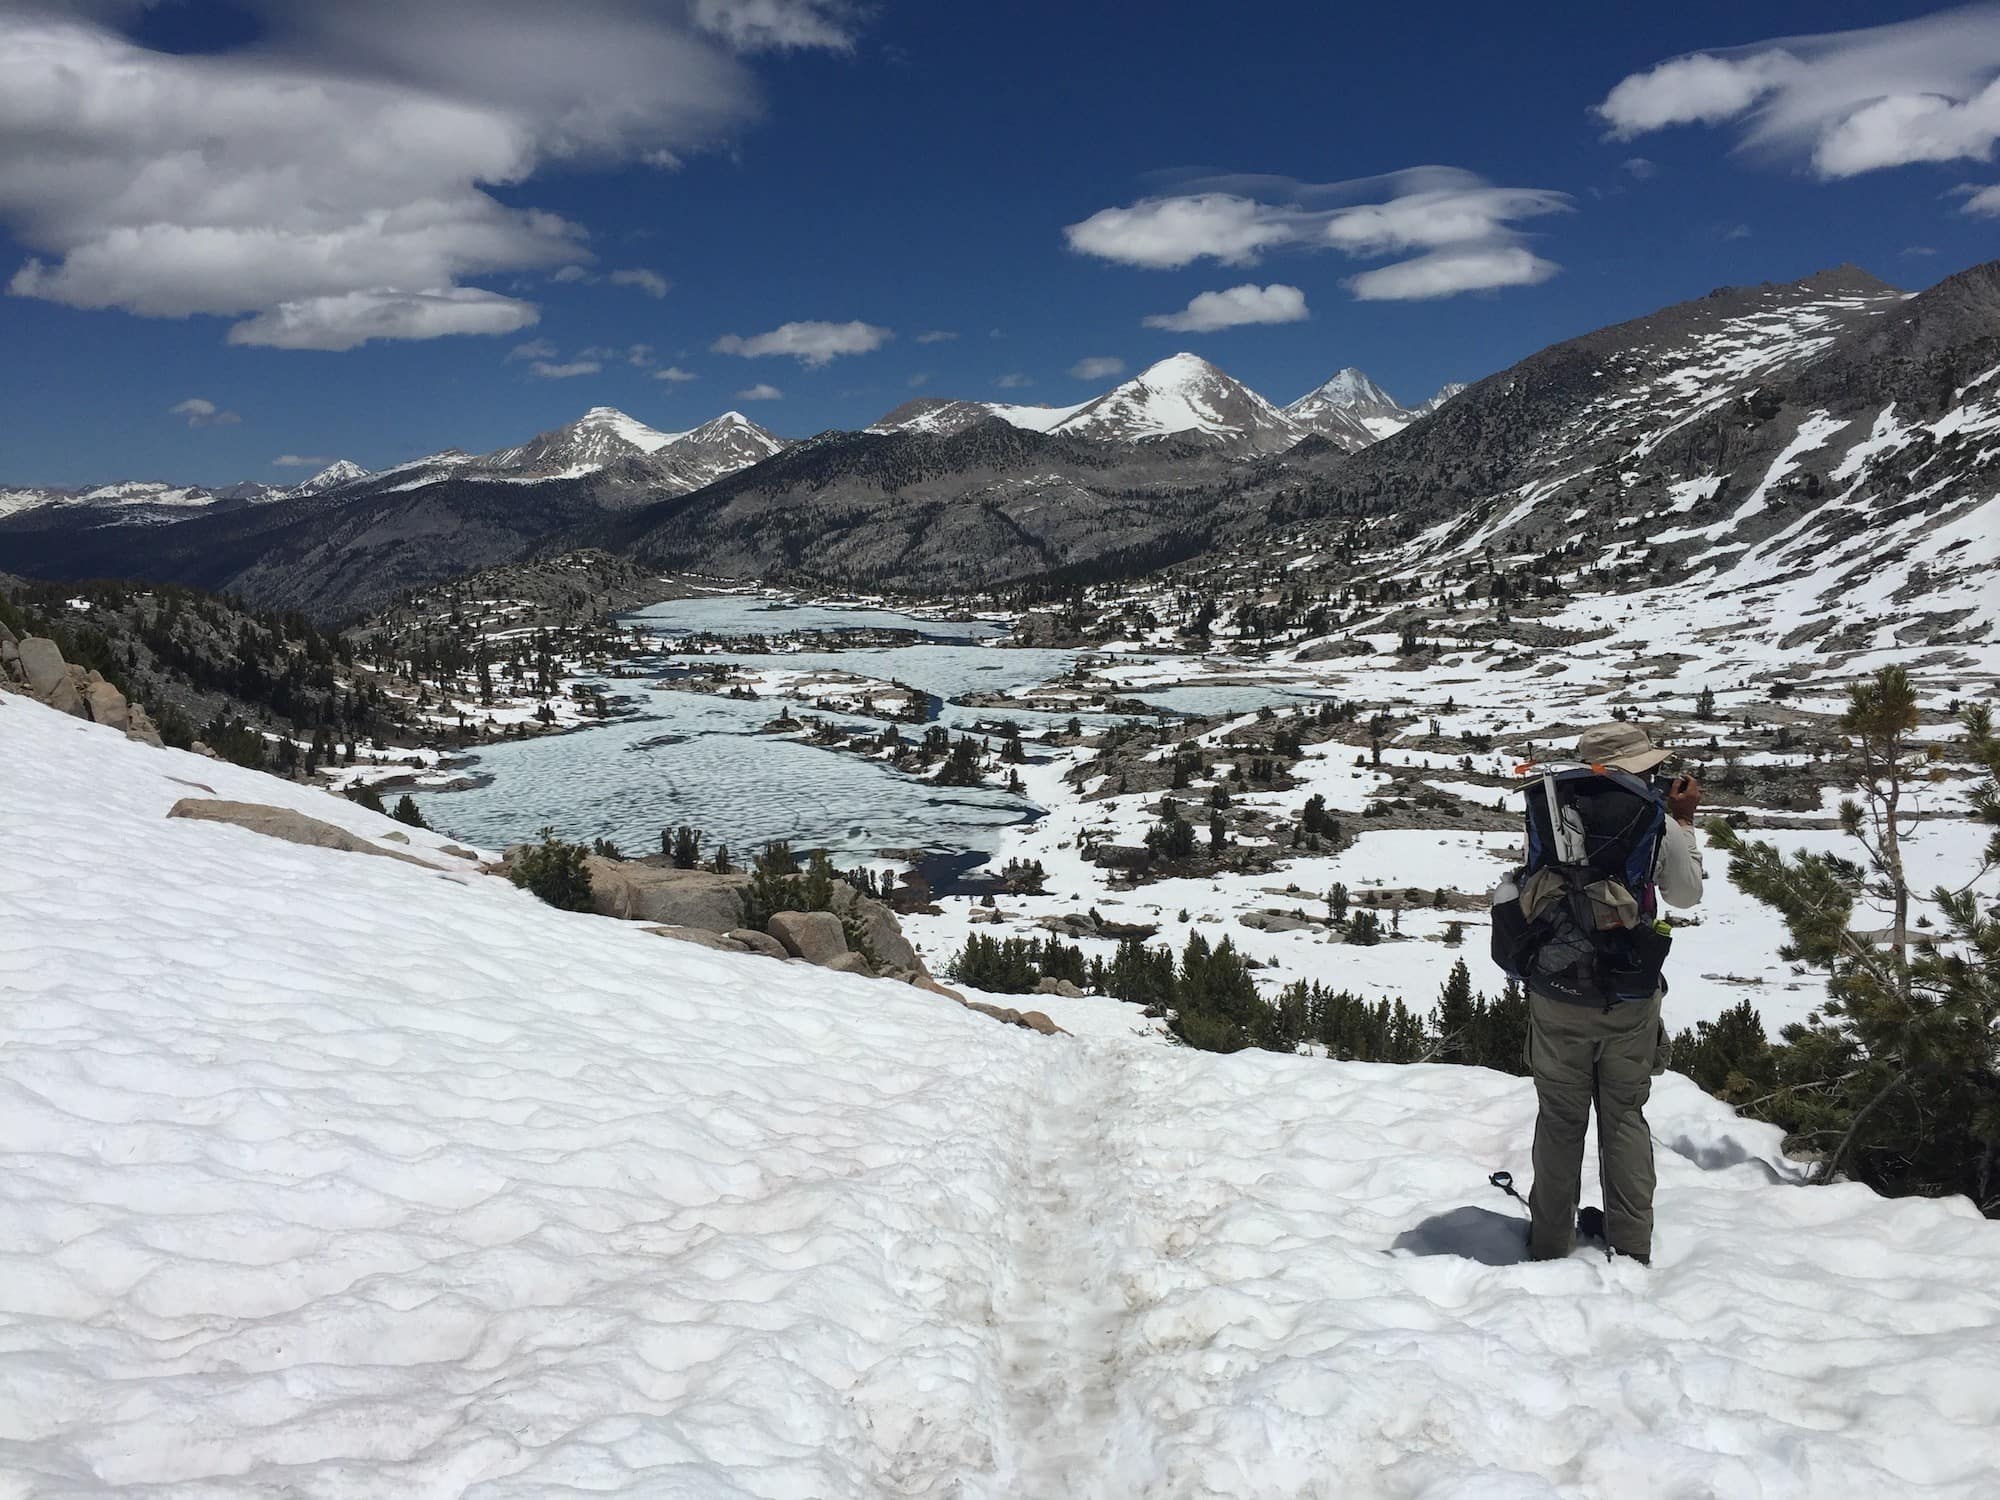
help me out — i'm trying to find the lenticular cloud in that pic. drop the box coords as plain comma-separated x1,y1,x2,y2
1596,7,2000,186
1064,167,1570,302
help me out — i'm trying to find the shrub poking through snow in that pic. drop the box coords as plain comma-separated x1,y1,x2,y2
511,826,595,912
392,794,429,830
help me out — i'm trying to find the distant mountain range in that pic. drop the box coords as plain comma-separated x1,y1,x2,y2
867,355,1463,454
0,355,1454,544
0,408,789,527
6,259,1987,628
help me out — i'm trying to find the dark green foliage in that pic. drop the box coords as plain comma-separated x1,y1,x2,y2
1346,909,1384,945
510,828,595,912
666,824,702,869
948,933,1087,994
200,714,269,770
393,795,431,831
153,702,195,750
1668,999,1774,1099
936,735,986,786
1103,936,1177,1008
1703,672,2000,1215
1300,794,1341,839
1144,797,1198,860
1425,967,1528,1073
1274,981,1428,1063
345,783,387,813
1171,933,1266,1053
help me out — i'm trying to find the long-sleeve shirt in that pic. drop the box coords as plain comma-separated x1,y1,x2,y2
1655,818,1704,909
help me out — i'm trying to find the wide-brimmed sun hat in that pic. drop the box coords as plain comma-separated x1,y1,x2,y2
1574,722,1672,774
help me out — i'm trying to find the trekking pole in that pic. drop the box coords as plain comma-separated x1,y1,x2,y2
1489,1170,1529,1216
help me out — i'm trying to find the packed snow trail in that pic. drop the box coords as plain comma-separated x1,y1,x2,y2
4,697,2000,1497
982,1045,1140,1496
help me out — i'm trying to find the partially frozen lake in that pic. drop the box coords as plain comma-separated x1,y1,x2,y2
421,596,1311,865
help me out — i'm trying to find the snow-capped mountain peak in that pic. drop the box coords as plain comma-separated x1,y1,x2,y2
575,406,679,455
284,460,371,498
1284,367,1416,451
1294,367,1401,414
1053,352,1305,451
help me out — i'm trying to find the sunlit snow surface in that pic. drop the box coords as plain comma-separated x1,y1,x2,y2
4,695,2000,1496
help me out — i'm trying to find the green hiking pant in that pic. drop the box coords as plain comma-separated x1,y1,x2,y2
1527,990,1666,1260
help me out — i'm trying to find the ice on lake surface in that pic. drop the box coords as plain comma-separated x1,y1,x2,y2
424,596,1308,861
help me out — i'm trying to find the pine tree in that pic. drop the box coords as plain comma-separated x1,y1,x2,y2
1428,959,1476,1063
391,794,429,830
1709,672,1999,1211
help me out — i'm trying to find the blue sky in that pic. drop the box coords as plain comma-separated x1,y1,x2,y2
2,0,1997,486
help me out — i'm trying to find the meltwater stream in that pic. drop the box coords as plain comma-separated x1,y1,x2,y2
419,595,1311,867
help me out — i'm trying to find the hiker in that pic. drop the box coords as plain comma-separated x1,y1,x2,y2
1496,722,1703,1265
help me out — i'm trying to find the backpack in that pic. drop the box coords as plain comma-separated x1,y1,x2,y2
1491,765,1672,1009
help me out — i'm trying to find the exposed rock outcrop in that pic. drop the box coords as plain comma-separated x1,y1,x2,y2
583,857,753,931
767,910,849,965
5,634,155,742
167,798,437,868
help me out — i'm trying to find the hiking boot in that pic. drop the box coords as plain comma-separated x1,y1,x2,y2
1612,1247,1651,1267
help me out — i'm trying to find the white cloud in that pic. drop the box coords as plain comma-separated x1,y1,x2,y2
1597,51,1801,138
1065,194,1302,269
1596,11,2000,179
652,365,700,381
1346,247,1556,301
1320,187,1568,255
551,265,594,284
228,288,538,351
168,397,241,427
711,319,891,365
0,4,856,345
626,343,655,366
1622,156,1658,179
692,0,856,53
1955,181,2000,213
506,337,560,362
735,381,783,400
609,267,670,298
1065,167,1569,300
915,329,958,344
272,454,333,468
530,358,603,379
994,372,1033,389
1142,283,1308,332
907,372,931,387
1069,356,1126,380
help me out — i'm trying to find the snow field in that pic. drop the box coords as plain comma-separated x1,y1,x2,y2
7,695,2000,1497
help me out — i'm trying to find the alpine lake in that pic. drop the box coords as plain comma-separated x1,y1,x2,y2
418,593,1316,887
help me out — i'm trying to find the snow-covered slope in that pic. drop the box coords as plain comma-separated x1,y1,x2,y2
484,405,685,471
1281,368,1473,451
1283,368,1406,452
1053,352,1308,451
650,409,788,491
868,395,1090,438
0,480,227,525
5,691,1999,1496
476,405,785,493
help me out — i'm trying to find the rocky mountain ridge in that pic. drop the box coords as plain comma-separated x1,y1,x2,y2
2,261,1989,628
